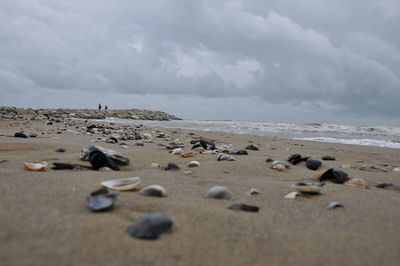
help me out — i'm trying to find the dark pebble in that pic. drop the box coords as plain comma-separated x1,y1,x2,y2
164,163,180,171
306,158,322,170
265,158,274,163
89,150,120,171
55,148,66,152
233,149,248,155
228,203,259,212
322,156,336,161
288,154,309,165
51,162,75,170
375,182,394,188
14,132,28,138
245,144,259,151
319,168,349,184
127,213,173,239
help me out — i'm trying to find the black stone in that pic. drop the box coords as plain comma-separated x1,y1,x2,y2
164,163,180,171
228,203,259,212
288,154,309,165
319,168,349,184
127,213,173,239
89,150,120,170
51,162,75,170
245,144,259,151
55,148,66,152
322,156,336,161
233,150,248,155
14,132,28,138
306,158,322,170
265,158,274,163
375,182,394,188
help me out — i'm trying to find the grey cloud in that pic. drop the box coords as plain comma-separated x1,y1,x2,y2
1,0,399,124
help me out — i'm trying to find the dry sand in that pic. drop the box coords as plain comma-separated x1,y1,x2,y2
1,119,400,266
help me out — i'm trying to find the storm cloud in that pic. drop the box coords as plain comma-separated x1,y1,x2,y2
1,0,399,125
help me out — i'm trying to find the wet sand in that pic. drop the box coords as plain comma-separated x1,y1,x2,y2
1,119,400,266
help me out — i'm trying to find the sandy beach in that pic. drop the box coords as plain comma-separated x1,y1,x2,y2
1,118,400,266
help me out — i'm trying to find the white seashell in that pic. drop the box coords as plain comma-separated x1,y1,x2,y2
184,170,193,175
98,166,112,172
217,153,236,161
272,161,290,168
204,186,234,199
272,164,287,171
326,201,343,210
284,191,300,199
344,178,368,189
139,185,167,197
101,177,141,191
143,133,153,142
187,161,200,167
23,161,48,171
171,148,184,155
393,167,400,172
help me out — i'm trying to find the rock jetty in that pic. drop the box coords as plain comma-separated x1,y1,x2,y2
0,106,181,121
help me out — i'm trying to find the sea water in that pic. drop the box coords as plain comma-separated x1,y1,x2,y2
100,118,400,149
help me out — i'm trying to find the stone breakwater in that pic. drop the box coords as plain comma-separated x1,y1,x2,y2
0,106,181,121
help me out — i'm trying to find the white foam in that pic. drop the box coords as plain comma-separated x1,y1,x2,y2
294,137,400,149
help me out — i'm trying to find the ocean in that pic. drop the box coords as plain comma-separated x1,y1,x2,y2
99,118,400,149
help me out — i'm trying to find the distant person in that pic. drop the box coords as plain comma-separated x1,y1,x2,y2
98,103,102,110
105,105,108,110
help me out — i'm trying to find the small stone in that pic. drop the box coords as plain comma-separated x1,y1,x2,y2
15,132,28,138
306,158,322,171
245,144,259,151
51,162,75,170
318,168,349,184
228,203,259,212
247,188,260,195
184,170,193,175
265,158,274,163
55,148,66,152
322,156,336,161
232,150,248,155
139,185,167,197
326,202,343,210
164,163,180,171
89,150,120,171
204,186,234,200
342,164,351,169
375,182,394,188
127,213,173,239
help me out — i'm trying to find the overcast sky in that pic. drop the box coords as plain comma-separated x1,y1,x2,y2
1,0,400,125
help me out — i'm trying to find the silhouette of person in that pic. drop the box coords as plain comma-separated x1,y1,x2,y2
105,105,108,110
98,103,101,110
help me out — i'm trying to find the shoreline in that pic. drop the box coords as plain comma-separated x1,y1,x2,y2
1,118,400,266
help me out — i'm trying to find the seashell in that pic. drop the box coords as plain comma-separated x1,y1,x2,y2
342,164,351,169
184,170,193,175
272,161,290,168
143,133,153,142
322,156,336,161
101,177,141,191
24,161,48,171
375,182,394,188
228,203,259,212
98,166,112,171
87,188,119,212
344,178,368,189
150,163,161,168
204,186,234,200
181,152,194,158
80,145,129,165
191,140,216,150
272,164,287,171
187,161,200,167
247,188,260,195
306,158,322,171
164,163,180,171
292,182,324,194
326,202,343,210
393,167,400,172
139,185,167,197
194,147,205,153
217,153,236,161
51,162,75,170
171,148,184,155
318,168,349,184
284,191,300,199
245,144,259,151
127,213,173,239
